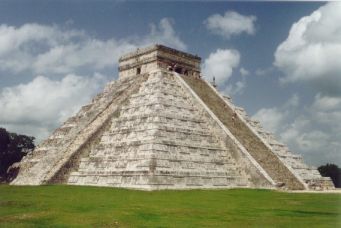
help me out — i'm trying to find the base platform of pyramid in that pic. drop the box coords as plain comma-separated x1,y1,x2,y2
11,45,334,190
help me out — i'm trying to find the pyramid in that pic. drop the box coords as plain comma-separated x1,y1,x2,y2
12,45,334,190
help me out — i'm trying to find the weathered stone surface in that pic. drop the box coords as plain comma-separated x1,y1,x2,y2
12,74,147,185
181,75,333,190
68,71,250,189
119,45,201,79
11,45,334,190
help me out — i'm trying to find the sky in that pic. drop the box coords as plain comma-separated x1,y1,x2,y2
0,1,340,167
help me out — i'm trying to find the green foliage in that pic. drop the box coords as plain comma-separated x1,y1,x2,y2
0,185,340,227
318,164,341,188
0,128,35,182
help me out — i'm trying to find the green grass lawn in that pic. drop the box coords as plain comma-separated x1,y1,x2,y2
0,185,340,227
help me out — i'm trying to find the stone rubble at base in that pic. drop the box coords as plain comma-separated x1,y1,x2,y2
11,45,334,191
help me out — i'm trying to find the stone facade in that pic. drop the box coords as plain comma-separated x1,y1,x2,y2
119,45,201,79
11,45,334,190
68,70,252,189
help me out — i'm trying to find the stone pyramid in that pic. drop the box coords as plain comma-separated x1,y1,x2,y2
12,45,334,190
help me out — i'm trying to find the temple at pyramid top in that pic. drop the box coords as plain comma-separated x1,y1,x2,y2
118,45,201,78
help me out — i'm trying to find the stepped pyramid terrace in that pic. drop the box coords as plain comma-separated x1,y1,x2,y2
11,45,334,190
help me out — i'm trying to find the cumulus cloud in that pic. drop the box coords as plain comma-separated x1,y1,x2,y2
223,72,247,96
270,2,341,166
253,94,341,166
239,67,249,76
202,49,240,85
255,67,274,77
0,18,187,141
147,18,186,50
253,94,299,133
204,11,256,39
0,18,186,75
253,107,286,133
223,80,246,96
0,74,105,141
222,67,250,95
0,23,84,73
274,2,341,95
282,108,341,166
311,93,341,112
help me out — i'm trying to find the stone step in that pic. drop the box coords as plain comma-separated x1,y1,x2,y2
81,156,235,165
109,125,211,136
130,90,188,99
107,124,214,136
112,113,205,124
71,170,239,178
92,143,229,155
121,100,196,111
98,138,223,150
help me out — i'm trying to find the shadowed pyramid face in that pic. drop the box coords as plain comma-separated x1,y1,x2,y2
11,45,335,190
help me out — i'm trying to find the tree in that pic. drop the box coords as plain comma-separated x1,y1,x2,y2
0,128,35,182
318,163,341,188
0,128,10,151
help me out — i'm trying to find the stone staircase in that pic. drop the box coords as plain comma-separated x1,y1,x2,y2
11,74,146,185
68,70,248,189
181,76,307,190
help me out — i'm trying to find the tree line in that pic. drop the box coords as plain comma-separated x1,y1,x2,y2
0,128,35,182
318,164,341,188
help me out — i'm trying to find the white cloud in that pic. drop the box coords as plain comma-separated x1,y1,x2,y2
310,94,341,131
223,67,250,95
32,40,134,75
255,67,274,76
282,115,341,166
0,74,105,141
274,2,341,95
312,93,341,111
285,94,300,108
239,67,249,76
252,94,300,133
147,18,186,50
271,2,341,166
0,23,85,73
202,49,240,85
0,18,186,75
0,23,80,56
223,80,246,96
204,11,256,39
253,107,286,133
0,18,187,143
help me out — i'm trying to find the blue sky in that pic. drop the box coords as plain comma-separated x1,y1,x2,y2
0,1,340,167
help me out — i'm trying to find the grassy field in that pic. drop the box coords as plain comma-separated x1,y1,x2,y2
0,185,340,227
